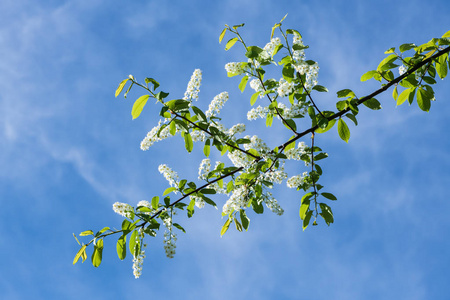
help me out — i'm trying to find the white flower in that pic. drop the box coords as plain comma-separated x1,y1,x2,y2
222,186,249,214
247,105,269,120
285,141,307,160
244,135,270,154
277,78,294,97
113,202,134,218
263,192,284,215
140,120,176,151
198,158,211,180
286,172,308,188
206,92,229,117
227,149,251,168
132,248,146,279
249,79,265,97
183,69,202,101
158,164,180,188
225,62,244,75
399,65,407,75
190,194,205,209
227,123,246,136
263,37,282,57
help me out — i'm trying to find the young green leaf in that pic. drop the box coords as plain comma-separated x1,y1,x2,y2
73,245,87,265
145,77,160,90
91,239,103,267
115,78,129,97
163,187,177,196
417,87,432,112
337,118,350,143
321,192,337,200
79,230,94,236
239,75,249,92
312,85,328,92
220,218,232,237
397,88,413,106
225,37,238,50
319,203,334,225
240,209,250,231
151,196,159,210
299,200,310,220
184,132,193,153
131,95,150,119
250,92,260,106
219,28,227,43
117,235,127,260
362,98,382,110
360,70,378,82
302,210,313,231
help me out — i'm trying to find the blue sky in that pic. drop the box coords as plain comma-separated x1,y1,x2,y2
1,0,449,299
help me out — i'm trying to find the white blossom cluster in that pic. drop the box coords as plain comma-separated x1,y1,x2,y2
285,141,307,160
243,135,271,154
205,92,229,117
399,65,407,75
132,248,146,279
183,69,202,101
191,130,207,142
286,172,308,188
277,102,307,119
263,192,284,216
228,149,251,168
262,169,288,185
222,185,249,215
136,200,156,215
305,63,319,92
277,78,295,97
225,62,244,75
247,105,269,120
190,194,205,209
158,164,180,188
249,79,265,97
263,37,282,57
112,202,134,218
227,123,246,136
140,120,176,151
292,33,305,62
163,230,177,258
198,158,211,180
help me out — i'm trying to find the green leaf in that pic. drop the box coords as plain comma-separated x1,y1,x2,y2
315,119,336,134
282,64,295,82
129,230,140,257
417,87,432,112
319,203,334,225
302,210,313,231
173,223,186,233
184,132,193,153
200,188,216,194
240,210,250,231
73,245,87,265
399,43,416,53
220,218,231,236
245,46,264,59
91,239,103,268
360,70,378,82
266,113,273,127
443,30,450,38
299,200,310,220
225,37,238,50
122,219,136,234
117,235,127,260
156,91,169,101
145,77,160,90
384,47,395,54
192,106,207,122
163,187,177,196
151,196,159,210
345,113,358,126
203,139,211,157
312,85,328,92
79,230,94,236
377,54,397,71
392,86,398,100
397,88,413,106
314,152,328,161
239,75,249,92
234,218,243,232
115,78,129,97
336,89,355,98
131,95,150,119
436,54,448,79
187,198,195,218
250,92,260,106
321,192,337,201
284,119,297,131
219,28,227,43
337,118,350,143
362,98,382,110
